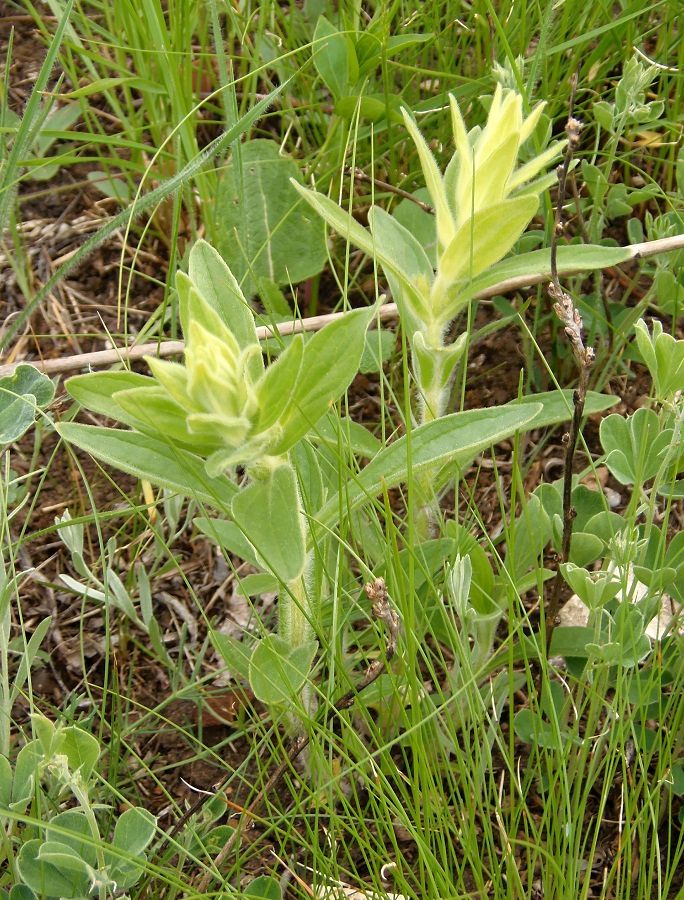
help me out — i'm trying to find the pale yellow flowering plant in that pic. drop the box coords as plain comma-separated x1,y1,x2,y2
293,86,565,535
65,245,372,482
55,91,605,722
59,241,374,714
294,85,565,425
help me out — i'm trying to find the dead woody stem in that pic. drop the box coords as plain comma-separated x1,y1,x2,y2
545,81,595,649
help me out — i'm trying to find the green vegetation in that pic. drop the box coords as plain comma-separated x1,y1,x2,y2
1,1,683,897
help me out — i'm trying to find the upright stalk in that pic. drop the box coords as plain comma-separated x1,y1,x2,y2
412,317,463,539
281,570,314,650
0,578,9,760
0,454,11,759
276,463,318,723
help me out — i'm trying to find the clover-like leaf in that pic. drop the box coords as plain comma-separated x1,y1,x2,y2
58,724,100,782
600,408,672,485
244,875,283,899
46,811,96,867
215,140,327,299
561,563,623,611
17,840,91,899
634,318,684,403
0,364,54,444
105,807,157,890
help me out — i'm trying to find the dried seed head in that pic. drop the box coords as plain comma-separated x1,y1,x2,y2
566,117,582,148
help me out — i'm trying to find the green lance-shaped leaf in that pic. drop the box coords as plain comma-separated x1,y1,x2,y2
462,243,633,305
175,275,247,362
56,423,237,510
0,755,11,808
231,464,306,583
412,330,467,392
368,206,434,289
316,390,616,536
367,205,433,327
255,333,305,433
508,140,566,193
401,108,455,249
66,370,154,425
472,132,521,210
290,181,423,311
316,403,541,530
509,389,618,429
11,617,52,707
111,385,223,453
268,306,374,456
448,94,470,169
194,516,262,570
312,16,359,99
435,194,540,317
436,390,618,489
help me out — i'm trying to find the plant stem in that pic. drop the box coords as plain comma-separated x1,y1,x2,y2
0,456,10,760
70,778,107,899
414,340,449,540
0,600,9,760
279,479,317,722
281,571,313,649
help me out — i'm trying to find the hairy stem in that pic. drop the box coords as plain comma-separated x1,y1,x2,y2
280,570,314,649
413,344,450,540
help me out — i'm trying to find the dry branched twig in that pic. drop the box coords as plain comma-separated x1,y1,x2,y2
191,578,400,892
344,166,435,214
545,77,594,649
3,233,684,377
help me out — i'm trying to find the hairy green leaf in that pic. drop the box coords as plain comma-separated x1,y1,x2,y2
249,634,318,705
316,403,541,530
269,307,374,455
231,465,306,582
57,423,236,510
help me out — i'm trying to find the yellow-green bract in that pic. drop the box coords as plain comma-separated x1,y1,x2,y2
64,241,374,478
292,86,565,429
294,86,564,337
